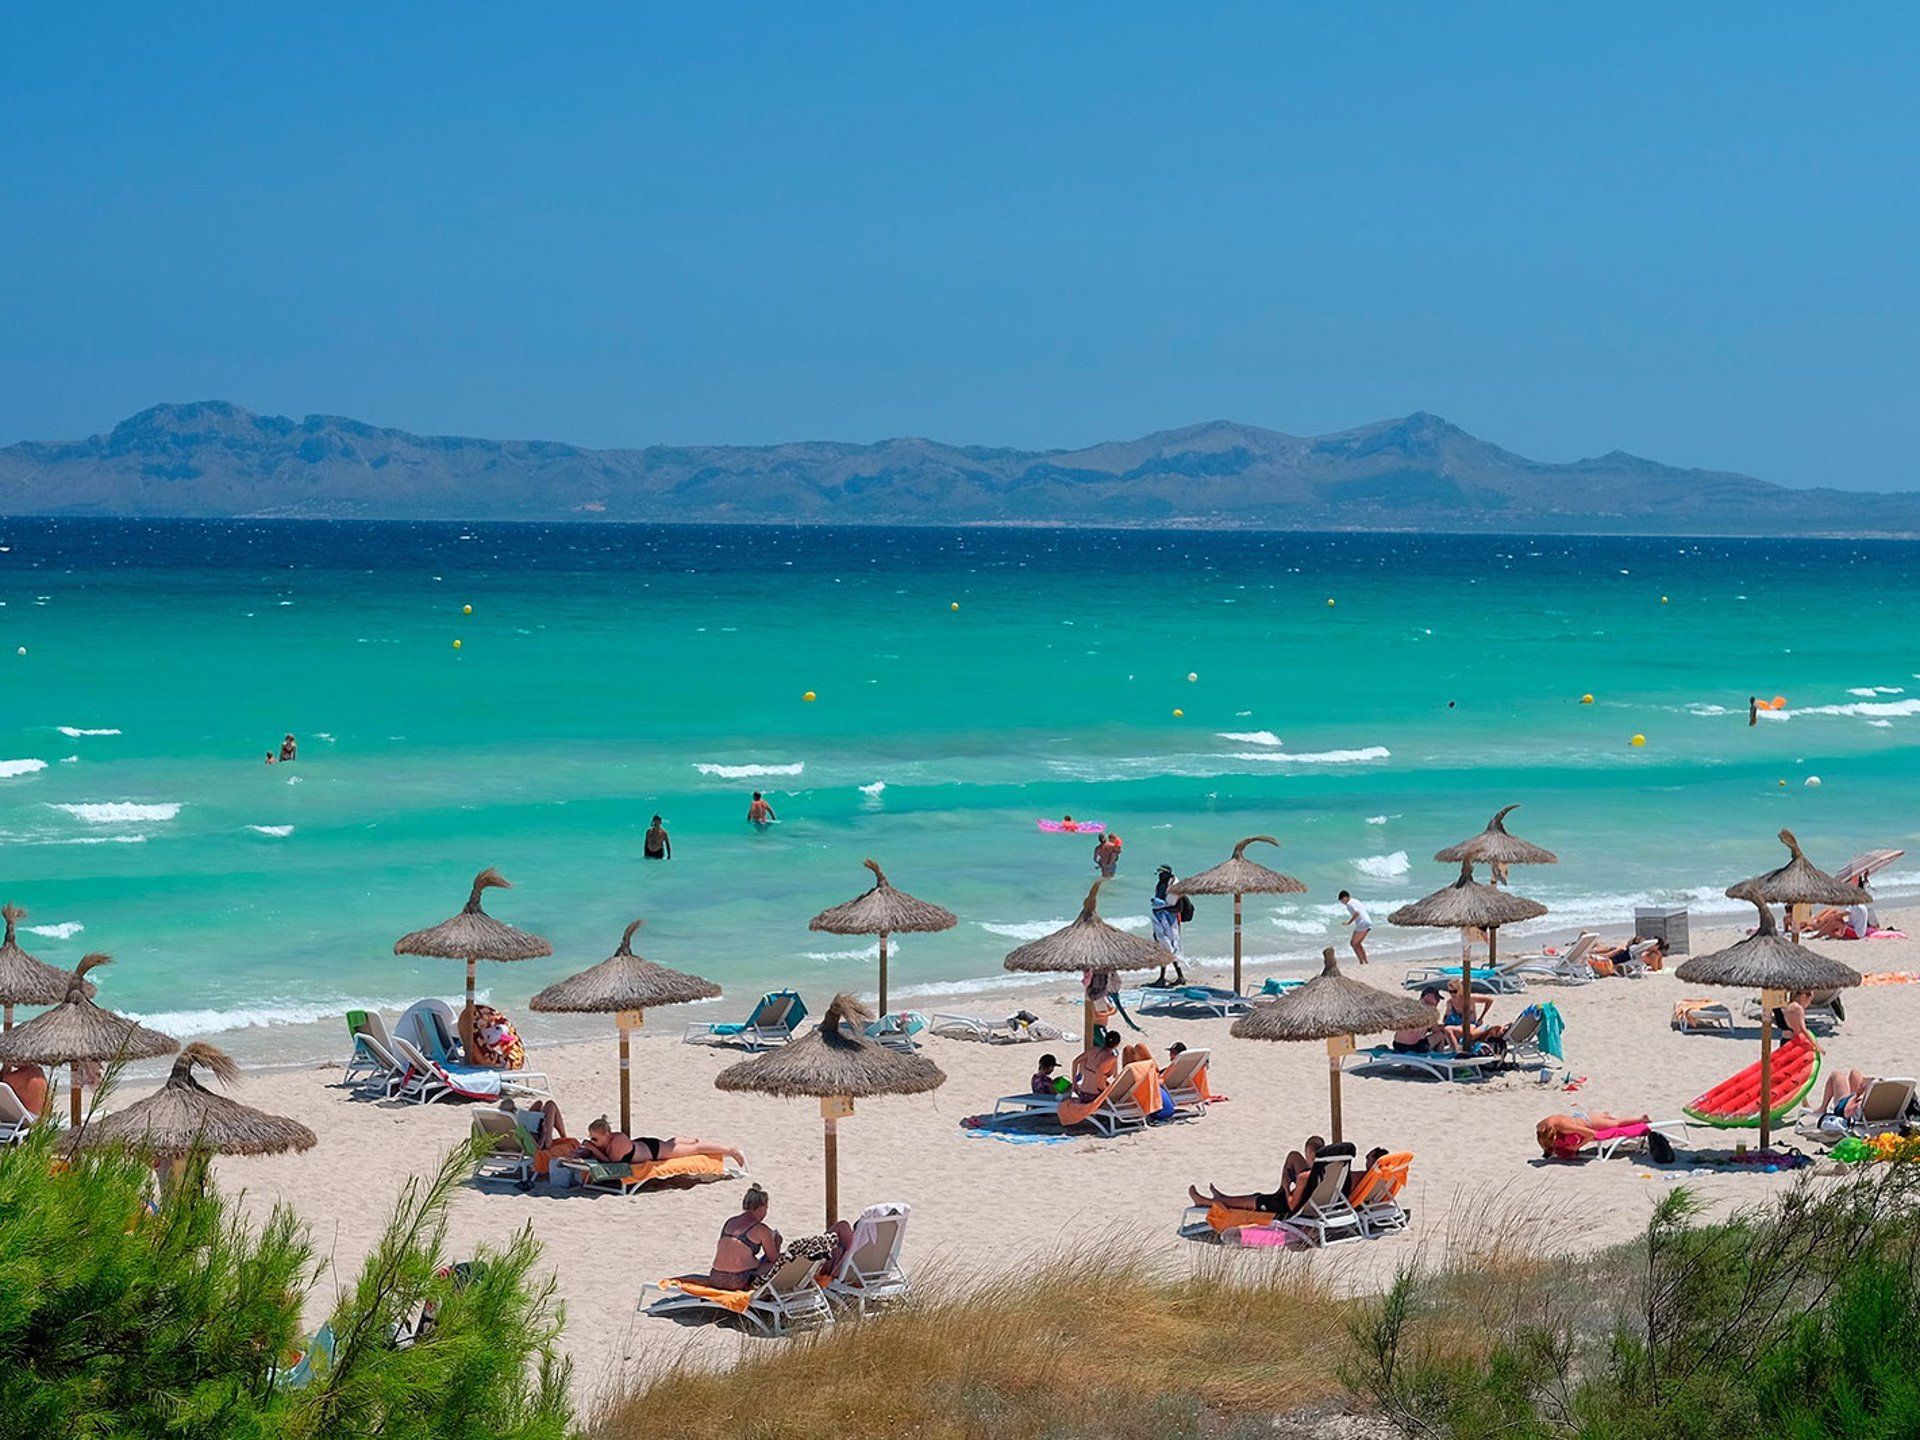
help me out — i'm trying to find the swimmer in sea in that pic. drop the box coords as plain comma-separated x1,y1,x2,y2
747,792,777,828
280,734,297,762
644,814,671,860
1749,695,1759,727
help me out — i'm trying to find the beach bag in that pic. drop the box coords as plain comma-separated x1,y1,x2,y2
1177,896,1195,923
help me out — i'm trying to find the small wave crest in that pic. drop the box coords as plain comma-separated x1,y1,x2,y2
1216,730,1282,746
1353,850,1411,879
1232,746,1391,766
23,922,83,939
694,762,805,779
0,759,48,779
50,801,182,824
56,726,121,738
1787,699,1920,719
247,824,295,837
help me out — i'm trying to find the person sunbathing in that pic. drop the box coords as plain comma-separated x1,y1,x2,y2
1393,989,1452,1053
1071,1033,1121,1101
700,1183,782,1289
1536,1111,1652,1160
1444,979,1507,1046
1347,1146,1392,1201
578,1115,746,1168
1818,1067,1873,1121
0,1059,48,1116
1771,991,1820,1053
1188,1134,1325,1215
499,1097,570,1150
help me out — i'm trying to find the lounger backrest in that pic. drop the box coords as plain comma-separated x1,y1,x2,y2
470,1108,531,1154
1161,1048,1210,1091
1563,934,1597,964
393,1035,445,1079
1862,1078,1918,1123
346,1008,368,1039
1506,1009,1540,1046
842,1214,908,1279
750,991,800,1030
1298,1156,1354,1215
1350,1151,1414,1204
0,1082,30,1126
364,1011,394,1047
763,1253,825,1297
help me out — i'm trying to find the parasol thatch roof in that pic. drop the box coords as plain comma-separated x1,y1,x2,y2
81,1042,317,1160
528,919,721,1014
393,867,552,962
809,859,957,937
1675,890,1864,993
714,994,945,1100
0,902,93,1008
1727,830,1871,909
1001,880,1167,974
0,954,177,1066
1388,862,1549,930
1172,836,1308,897
1232,947,1431,1042
1434,805,1559,867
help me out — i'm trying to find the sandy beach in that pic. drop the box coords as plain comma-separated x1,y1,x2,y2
142,905,1917,1398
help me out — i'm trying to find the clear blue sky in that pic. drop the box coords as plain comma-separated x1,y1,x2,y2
3,6,1916,489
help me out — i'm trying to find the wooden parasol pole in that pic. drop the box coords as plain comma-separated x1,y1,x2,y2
1326,1035,1355,1144
821,1095,852,1227
1233,892,1244,996
877,931,890,1021
1758,987,1781,1152
4,1002,12,1031
615,1010,644,1135
69,1061,83,1127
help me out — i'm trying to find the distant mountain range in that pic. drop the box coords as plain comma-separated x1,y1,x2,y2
1,401,1912,534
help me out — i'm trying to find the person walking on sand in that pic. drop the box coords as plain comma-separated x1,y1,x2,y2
1150,865,1189,986
1338,889,1372,965
747,792,776,828
644,814,672,860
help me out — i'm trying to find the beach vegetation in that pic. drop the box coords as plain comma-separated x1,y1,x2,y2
0,1121,572,1439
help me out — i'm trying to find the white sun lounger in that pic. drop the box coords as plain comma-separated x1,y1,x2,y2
1401,960,1528,995
824,1201,912,1314
643,1253,834,1336
1127,985,1254,1018
1503,934,1599,986
470,1108,538,1185
391,1036,551,1105
1268,1151,1365,1248
991,1087,1149,1137
1798,1077,1916,1143
930,1012,1064,1044
343,1011,410,1095
1344,1046,1499,1083
0,1081,40,1144
1160,1048,1213,1117
683,991,804,1051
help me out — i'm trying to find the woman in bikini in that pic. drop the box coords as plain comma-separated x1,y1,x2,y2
704,1184,783,1288
577,1116,746,1168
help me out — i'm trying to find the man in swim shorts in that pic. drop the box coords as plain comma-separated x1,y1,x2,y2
747,792,776,827
1339,890,1372,965
644,814,671,860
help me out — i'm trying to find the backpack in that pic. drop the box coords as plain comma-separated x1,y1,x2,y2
1177,895,1195,923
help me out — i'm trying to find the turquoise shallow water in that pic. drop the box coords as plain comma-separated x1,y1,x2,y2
1,521,1915,1060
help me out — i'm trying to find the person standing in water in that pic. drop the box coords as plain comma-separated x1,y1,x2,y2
1749,695,1759,727
1093,833,1121,878
747,792,777,828
1339,889,1373,965
1150,865,1188,986
280,734,298,762
644,814,672,860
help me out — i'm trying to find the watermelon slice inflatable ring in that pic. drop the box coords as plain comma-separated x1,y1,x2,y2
1684,1035,1822,1129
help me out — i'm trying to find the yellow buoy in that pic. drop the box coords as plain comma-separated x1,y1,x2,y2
1326,598,1336,607
1629,733,1645,747
1580,693,1594,705
1186,671,1198,683
1778,779,1788,787
13,647,23,657
803,690,817,703
1172,708,1184,718
463,603,473,615
1661,596,1669,604
950,602,960,612
452,639,462,650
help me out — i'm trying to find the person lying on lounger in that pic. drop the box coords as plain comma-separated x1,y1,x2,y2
1817,1067,1873,1122
1071,1032,1121,1102
1592,937,1666,971
1535,1111,1653,1160
1806,903,1877,941
1186,1134,1325,1216
1347,1147,1392,1200
577,1115,746,1168
1393,989,1453,1054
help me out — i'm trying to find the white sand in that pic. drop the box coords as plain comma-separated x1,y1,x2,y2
194,909,1920,1396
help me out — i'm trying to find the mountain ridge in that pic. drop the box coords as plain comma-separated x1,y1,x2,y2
1,401,1913,535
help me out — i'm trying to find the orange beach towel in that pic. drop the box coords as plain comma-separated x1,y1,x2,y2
1059,1059,1160,1129
654,1277,753,1314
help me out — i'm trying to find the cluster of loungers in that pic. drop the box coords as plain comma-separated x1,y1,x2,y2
343,1003,551,1104
1344,1004,1559,1084
992,1047,1214,1137
1180,1144,1413,1249
641,1201,914,1335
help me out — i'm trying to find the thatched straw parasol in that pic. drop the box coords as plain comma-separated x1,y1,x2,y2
1388,862,1547,1047
0,954,177,1125
529,918,721,1133
1675,888,1862,1150
1172,836,1307,995
0,903,93,1031
1002,880,1167,1042
715,993,944,1227
1729,829,1870,939
1434,805,1559,869
1232,947,1430,1143
393,868,551,1047
81,1042,316,1163
809,859,956,1019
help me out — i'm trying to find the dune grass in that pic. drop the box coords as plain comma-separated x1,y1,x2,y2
588,1246,1357,1440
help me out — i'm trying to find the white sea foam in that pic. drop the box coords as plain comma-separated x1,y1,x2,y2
23,922,83,939
1216,730,1282,746
0,759,48,779
56,726,121,738
247,824,295,837
802,940,892,962
1787,699,1920,719
1871,720,1894,728
1365,814,1395,825
1848,688,1879,698
50,801,181,824
126,999,377,1039
1231,746,1390,766
1684,703,1731,717
54,835,148,845
693,762,805,779
977,920,1070,942
1353,850,1411,879
1268,916,1328,936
